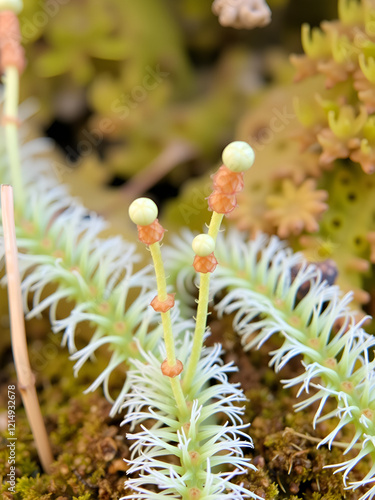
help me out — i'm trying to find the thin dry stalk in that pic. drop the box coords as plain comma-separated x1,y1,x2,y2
1,184,53,473
119,140,197,201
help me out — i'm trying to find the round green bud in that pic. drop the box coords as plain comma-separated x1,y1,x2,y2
222,141,255,173
129,197,158,226
192,234,215,257
0,0,23,13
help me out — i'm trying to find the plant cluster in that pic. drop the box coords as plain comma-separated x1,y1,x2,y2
3,1,375,500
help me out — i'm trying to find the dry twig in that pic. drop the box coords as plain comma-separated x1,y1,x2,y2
1,184,53,473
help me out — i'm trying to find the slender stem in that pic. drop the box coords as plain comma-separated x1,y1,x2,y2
1,184,53,473
149,242,168,301
183,211,224,390
149,242,175,363
170,378,188,416
207,211,224,240
183,274,211,390
3,66,24,210
149,241,187,416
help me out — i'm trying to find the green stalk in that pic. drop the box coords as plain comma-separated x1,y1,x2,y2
183,212,223,390
149,241,188,416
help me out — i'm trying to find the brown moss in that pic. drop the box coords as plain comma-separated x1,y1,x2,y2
0,391,131,500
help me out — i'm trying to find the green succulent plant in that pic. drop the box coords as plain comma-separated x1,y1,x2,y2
225,0,375,314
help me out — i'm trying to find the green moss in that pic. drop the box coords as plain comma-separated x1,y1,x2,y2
13,475,52,500
0,389,129,499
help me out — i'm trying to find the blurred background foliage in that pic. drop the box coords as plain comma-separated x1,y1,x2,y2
19,0,335,186
17,0,375,323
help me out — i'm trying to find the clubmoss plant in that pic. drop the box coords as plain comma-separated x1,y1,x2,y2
123,141,260,499
1,22,262,493
0,0,164,419
164,228,375,499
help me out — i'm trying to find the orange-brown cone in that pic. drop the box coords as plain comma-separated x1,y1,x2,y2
0,11,25,73
208,191,237,214
212,165,244,194
193,253,218,273
161,359,183,378
137,219,165,245
150,293,175,313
